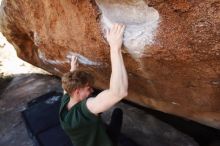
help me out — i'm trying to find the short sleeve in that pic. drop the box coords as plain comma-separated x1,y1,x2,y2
81,99,98,121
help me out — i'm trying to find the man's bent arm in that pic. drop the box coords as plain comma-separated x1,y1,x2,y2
87,24,128,114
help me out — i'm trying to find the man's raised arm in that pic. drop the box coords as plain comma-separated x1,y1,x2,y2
87,23,128,114
70,56,78,72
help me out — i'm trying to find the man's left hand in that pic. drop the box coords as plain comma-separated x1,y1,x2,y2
70,55,78,72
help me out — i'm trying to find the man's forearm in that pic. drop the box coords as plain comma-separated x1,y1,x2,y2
85,24,127,114
109,48,128,97
70,68,75,72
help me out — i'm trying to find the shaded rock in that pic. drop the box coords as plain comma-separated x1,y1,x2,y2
1,0,220,129
102,103,199,146
208,140,220,146
0,74,62,146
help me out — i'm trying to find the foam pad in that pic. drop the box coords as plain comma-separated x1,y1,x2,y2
36,126,73,146
22,92,63,136
21,91,134,146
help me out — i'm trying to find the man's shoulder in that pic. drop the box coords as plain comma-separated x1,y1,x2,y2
79,98,99,121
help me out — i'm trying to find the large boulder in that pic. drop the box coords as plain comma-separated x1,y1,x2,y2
1,0,220,129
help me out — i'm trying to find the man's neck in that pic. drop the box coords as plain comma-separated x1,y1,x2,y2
67,95,80,111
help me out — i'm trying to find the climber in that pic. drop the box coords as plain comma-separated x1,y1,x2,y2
59,23,128,146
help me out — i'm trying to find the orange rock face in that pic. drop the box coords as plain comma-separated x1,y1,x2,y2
1,0,220,129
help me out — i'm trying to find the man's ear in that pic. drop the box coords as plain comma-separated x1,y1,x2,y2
75,88,80,95
71,89,78,96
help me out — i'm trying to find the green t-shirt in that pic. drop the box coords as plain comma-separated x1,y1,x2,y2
59,94,113,146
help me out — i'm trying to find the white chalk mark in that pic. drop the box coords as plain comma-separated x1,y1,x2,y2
38,50,66,65
54,67,61,73
67,52,103,66
97,1,160,59
171,102,180,106
38,50,103,67
33,32,41,46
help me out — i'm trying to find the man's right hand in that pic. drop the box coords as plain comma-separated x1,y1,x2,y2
106,23,125,51
87,23,128,115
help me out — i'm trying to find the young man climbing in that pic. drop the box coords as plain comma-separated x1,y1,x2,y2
59,23,128,146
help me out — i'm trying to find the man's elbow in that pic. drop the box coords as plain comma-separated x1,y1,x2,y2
122,92,128,98
110,90,128,99
119,90,128,98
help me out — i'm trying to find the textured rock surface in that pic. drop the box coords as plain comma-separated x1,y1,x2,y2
1,0,220,129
